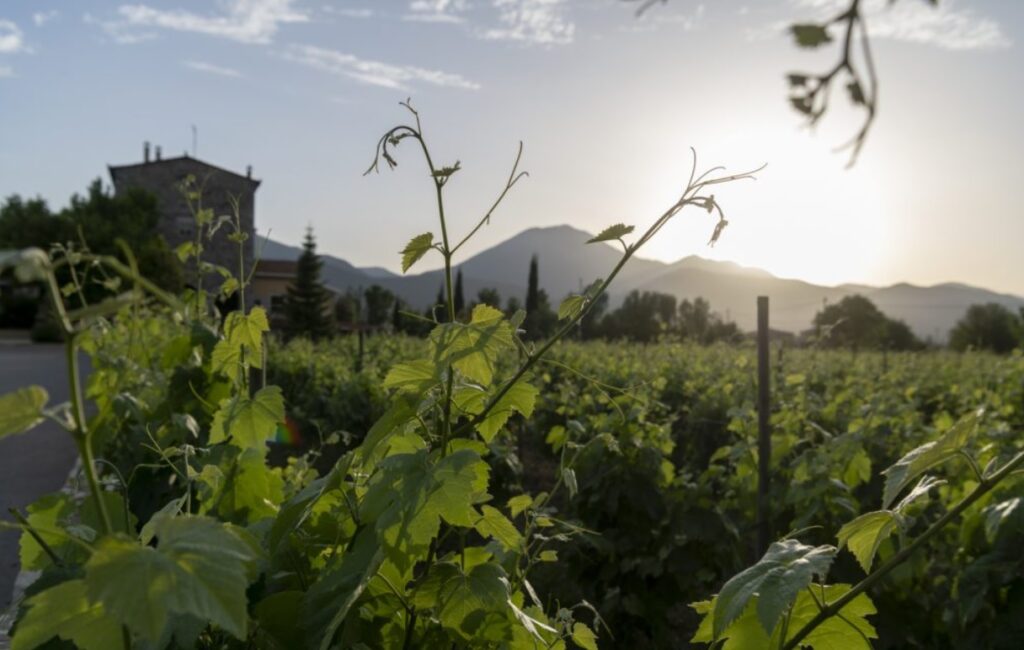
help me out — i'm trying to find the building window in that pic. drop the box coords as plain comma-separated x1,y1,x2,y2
270,295,286,313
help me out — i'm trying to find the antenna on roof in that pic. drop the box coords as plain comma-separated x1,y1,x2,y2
191,124,198,158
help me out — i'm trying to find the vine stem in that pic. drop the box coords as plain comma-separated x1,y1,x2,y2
782,448,1024,649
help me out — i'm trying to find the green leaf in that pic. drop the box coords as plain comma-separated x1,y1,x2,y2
790,23,832,48
842,448,872,488
212,308,269,374
254,591,306,649
361,449,489,572
558,295,587,321
847,80,865,105
383,359,439,394
198,448,284,523
693,584,876,649
881,409,981,508
302,529,384,650
175,241,197,262
475,380,538,443
401,232,435,273
210,386,285,450
837,511,898,573
586,224,634,244
572,622,599,650
475,505,523,552
430,304,514,385
433,562,508,640
19,493,73,571
507,494,533,518
83,516,260,644
712,539,836,638
983,497,1024,543
12,580,122,650
0,386,49,438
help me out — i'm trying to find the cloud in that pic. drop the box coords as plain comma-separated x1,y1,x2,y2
281,44,480,90
33,11,59,27
83,12,158,44
621,2,704,34
481,0,574,45
404,0,471,24
184,60,243,77
0,20,26,53
114,0,308,44
791,0,1010,51
322,7,374,19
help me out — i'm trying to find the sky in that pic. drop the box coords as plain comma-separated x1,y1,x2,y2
0,0,1022,294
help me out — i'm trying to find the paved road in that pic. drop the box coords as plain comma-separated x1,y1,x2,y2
0,344,79,608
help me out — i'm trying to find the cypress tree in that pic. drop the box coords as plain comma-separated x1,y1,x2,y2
454,269,465,317
525,255,540,314
284,226,331,340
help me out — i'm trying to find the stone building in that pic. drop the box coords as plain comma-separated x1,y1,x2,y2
109,143,259,297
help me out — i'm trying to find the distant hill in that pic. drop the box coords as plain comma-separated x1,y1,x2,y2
261,226,1024,342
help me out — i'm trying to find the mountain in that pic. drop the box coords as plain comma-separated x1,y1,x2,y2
260,226,1024,342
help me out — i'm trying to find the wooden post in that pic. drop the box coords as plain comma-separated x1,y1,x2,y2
757,296,771,556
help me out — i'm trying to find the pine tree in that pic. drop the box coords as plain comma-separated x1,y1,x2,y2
522,255,555,339
284,226,331,340
454,269,465,317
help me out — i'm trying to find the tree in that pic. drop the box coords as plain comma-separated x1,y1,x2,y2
949,303,1021,354
454,269,465,317
522,255,556,340
601,290,676,342
0,182,183,295
284,227,331,340
335,290,361,326
476,288,501,310
363,284,395,327
812,294,919,351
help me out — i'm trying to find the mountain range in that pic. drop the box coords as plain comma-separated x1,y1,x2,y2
259,226,1024,342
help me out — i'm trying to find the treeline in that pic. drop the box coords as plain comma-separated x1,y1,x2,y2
313,254,742,344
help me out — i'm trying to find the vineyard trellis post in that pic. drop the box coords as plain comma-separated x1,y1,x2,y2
756,295,771,555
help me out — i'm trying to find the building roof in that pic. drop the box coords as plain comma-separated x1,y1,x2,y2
254,259,298,277
108,154,261,189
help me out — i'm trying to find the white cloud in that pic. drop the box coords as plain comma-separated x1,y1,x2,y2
404,0,471,24
622,2,704,34
282,44,480,90
481,0,574,45
83,12,158,44
322,7,374,19
184,60,243,77
792,0,1010,51
115,0,308,44
0,20,26,53
33,11,59,27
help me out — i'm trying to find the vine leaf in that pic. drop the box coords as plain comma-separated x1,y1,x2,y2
558,295,586,321
837,510,898,573
12,579,121,650
0,386,49,439
586,223,634,245
475,505,523,552
571,622,599,650
881,409,982,508
83,516,260,644
19,493,73,571
209,386,285,450
383,359,439,394
790,24,832,48
982,497,1024,543
212,308,269,373
458,379,538,443
711,539,836,638
424,562,508,640
693,584,877,649
431,304,515,385
401,232,435,273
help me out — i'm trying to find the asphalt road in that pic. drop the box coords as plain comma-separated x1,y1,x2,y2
0,344,80,608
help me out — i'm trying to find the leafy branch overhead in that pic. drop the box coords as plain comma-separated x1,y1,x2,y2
628,0,942,166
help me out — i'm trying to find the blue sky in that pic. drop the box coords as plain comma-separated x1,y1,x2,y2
1,0,1022,293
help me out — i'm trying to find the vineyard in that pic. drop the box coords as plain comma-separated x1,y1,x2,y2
1,111,1023,650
